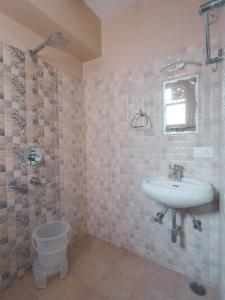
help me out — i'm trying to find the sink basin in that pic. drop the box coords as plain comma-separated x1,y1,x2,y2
141,177,213,208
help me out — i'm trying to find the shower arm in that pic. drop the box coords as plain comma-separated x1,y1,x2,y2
29,40,49,58
199,0,225,67
32,41,48,55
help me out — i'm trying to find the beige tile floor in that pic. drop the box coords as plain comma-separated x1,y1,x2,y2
0,235,218,300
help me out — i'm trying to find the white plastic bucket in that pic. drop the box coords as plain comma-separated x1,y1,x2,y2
32,221,71,269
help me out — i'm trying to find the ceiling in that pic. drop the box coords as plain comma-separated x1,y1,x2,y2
84,0,136,19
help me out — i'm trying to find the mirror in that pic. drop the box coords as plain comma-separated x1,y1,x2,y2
23,146,43,166
163,74,199,134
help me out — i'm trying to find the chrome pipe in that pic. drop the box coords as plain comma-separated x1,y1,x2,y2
204,13,211,64
199,0,225,15
200,1,224,66
31,40,49,56
152,207,169,224
171,209,181,243
28,40,48,60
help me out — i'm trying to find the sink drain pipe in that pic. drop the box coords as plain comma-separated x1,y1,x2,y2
171,209,181,243
152,209,202,243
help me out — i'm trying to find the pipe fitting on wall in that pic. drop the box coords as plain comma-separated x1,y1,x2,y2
191,216,202,231
152,207,169,224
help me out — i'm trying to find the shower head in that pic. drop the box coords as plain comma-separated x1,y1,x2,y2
46,32,69,49
29,32,70,60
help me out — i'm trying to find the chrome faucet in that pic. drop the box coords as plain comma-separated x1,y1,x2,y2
173,164,183,181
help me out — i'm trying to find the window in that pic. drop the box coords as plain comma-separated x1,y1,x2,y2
164,87,186,126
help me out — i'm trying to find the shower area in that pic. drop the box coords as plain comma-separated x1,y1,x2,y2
0,34,86,288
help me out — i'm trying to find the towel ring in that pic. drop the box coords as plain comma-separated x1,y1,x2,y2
131,109,153,129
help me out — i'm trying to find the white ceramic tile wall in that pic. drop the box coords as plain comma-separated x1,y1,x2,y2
85,45,220,286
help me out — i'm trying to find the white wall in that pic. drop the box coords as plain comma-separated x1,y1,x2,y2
219,8,225,300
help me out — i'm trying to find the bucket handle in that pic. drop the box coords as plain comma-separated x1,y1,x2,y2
32,229,71,256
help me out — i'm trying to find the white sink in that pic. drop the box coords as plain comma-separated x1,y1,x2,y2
141,177,213,209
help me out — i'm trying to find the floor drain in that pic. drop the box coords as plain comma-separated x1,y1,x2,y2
190,282,207,296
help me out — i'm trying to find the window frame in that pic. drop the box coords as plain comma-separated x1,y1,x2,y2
162,74,199,135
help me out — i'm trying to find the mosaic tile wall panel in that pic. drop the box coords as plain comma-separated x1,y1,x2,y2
26,58,60,230
58,72,86,241
85,45,220,287
0,41,86,290
0,43,30,288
